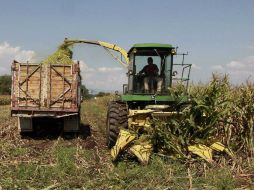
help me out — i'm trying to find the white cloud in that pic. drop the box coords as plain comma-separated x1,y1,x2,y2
244,55,254,65
192,64,201,70
211,64,224,71
247,45,254,50
78,60,127,91
227,55,254,70
226,55,254,83
98,67,123,73
0,42,36,75
227,61,245,70
78,60,95,72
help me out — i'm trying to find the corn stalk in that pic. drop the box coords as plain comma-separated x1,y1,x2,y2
151,74,234,158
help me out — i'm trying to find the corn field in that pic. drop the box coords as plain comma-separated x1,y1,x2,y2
0,76,254,189
152,74,254,161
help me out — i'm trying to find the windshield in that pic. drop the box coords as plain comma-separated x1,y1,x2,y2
134,56,161,74
129,54,172,94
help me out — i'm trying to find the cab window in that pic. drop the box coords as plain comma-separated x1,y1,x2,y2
134,56,161,74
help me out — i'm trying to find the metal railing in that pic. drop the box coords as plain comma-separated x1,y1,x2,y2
172,63,192,89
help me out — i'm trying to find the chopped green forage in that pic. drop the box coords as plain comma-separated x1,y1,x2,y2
42,41,74,64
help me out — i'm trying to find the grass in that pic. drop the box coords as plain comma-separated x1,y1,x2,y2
0,91,253,189
0,95,10,105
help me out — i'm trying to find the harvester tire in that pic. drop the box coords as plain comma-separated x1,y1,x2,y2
106,101,128,148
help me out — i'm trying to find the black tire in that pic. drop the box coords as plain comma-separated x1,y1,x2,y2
106,101,128,148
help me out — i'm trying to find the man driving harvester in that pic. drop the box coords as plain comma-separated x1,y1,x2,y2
139,57,162,94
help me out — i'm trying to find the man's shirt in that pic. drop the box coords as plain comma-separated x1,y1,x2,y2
141,64,159,76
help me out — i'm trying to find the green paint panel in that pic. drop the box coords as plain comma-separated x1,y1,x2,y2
132,43,173,49
121,94,188,102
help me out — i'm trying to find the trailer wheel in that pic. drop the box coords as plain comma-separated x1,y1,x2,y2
106,101,128,148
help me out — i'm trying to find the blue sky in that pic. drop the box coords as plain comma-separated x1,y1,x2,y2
0,0,253,91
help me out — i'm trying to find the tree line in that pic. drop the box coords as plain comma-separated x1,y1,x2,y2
0,75,11,95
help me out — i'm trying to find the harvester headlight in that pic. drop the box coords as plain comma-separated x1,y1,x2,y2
171,48,176,55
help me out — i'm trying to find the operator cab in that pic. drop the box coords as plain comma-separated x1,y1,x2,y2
123,43,191,95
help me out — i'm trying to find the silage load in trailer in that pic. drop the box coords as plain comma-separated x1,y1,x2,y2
42,42,74,65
